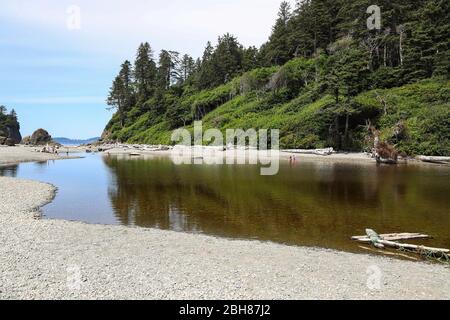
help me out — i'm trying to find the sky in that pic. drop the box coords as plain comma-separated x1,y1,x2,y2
0,0,287,139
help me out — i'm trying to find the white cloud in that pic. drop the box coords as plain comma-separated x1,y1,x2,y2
0,0,285,57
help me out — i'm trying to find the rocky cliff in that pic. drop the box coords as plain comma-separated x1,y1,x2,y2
22,128,53,146
0,107,22,146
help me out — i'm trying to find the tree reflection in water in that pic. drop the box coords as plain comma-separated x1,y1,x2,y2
102,155,450,252
0,164,18,177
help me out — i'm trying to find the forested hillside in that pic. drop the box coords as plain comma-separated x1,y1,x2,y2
103,0,449,156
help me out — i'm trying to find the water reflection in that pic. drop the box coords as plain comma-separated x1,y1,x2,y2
0,164,18,177
102,156,450,251
1,154,448,253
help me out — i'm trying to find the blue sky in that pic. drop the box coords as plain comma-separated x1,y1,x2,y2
0,0,285,139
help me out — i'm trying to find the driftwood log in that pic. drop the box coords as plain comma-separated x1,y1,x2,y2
352,229,450,254
283,148,334,156
351,232,431,242
416,156,450,165
376,157,398,165
375,239,449,253
357,245,420,261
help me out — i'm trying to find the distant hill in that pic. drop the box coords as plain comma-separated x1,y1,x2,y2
53,137,100,146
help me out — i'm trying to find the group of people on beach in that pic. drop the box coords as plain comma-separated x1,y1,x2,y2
289,155,297,164
40,145,59,155
42,145,72,156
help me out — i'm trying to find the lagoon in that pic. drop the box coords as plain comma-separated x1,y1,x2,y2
1,153,449,254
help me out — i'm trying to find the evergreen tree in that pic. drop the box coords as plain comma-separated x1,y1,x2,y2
402,0,450,81
107,60,135,127
242,46,260,71
6,109,20,131
157,50,178,90
134,42,157,104
211,33,244,86
118,60,135,110
197,42,215,89
9,109,17,121
196,35,244,89
179,54,196,84
325,38,369,148
264,1,292,65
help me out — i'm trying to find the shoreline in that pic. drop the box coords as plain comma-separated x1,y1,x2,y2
0,146,449,299
67,143,449,167
0,145,81,167
4,143,443,168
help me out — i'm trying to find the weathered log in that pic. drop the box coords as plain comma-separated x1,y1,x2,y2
376,240,450,254
283,148,334,156
416,156,450,164
354,229,450,254
352,232,431,242
376,157,398,165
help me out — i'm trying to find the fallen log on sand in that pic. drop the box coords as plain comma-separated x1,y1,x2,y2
416,156,450,165
376,157,398,165
352,229,450,255
283,148,334,156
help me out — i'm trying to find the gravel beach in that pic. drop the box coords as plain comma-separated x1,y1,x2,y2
0,147,449,300
0,145,78,166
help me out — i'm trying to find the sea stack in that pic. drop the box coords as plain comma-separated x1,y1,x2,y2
27,128,53,146
0,107,22,146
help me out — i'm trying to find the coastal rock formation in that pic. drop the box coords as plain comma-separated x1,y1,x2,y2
29,129,53,146
21,136,31,145
7,127,22,144
5,138,17,146
100,129,112,142
0,128,22,146
0,108,22,146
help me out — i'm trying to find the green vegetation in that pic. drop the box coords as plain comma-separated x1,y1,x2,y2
104,0,449,156
0,106,21,145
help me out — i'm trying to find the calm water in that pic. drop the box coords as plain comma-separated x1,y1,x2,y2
1,154,449,253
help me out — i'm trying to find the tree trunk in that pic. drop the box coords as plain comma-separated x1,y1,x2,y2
344,113,350,148
399,32,404,66
314,31,317,55
335,116,341,149
118,98,124,128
